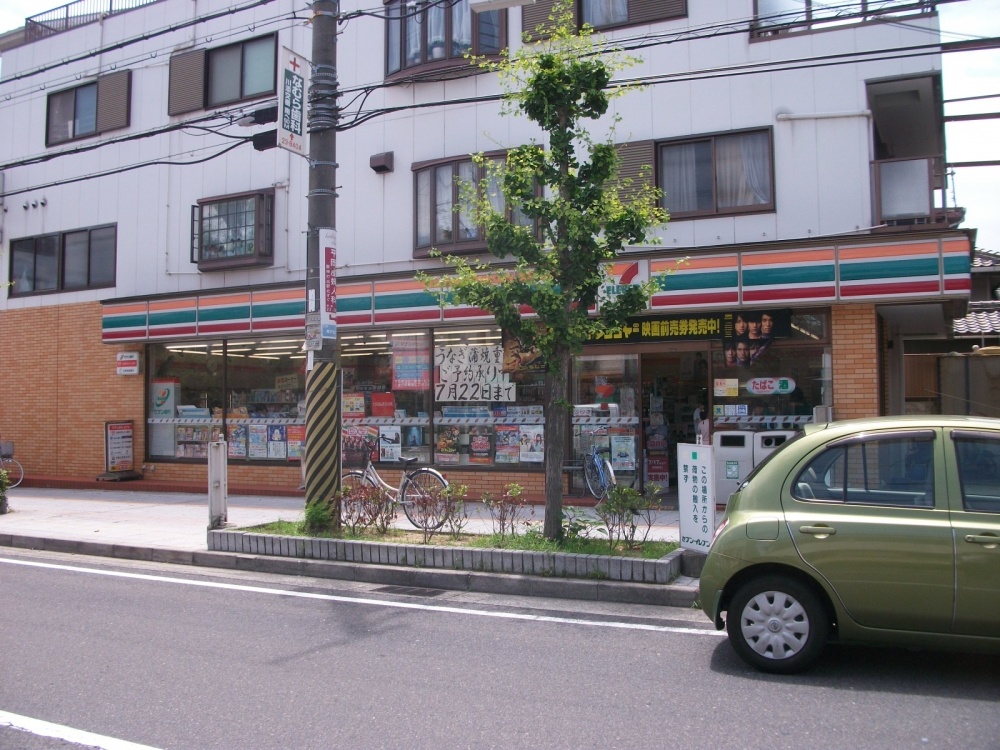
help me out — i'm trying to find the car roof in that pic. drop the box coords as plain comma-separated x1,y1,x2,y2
803,415,1000,438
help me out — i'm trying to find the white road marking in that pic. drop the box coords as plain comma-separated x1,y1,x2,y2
0,555,723,637
0,709,162,750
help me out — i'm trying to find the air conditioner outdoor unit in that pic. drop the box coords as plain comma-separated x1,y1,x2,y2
469,0,535,12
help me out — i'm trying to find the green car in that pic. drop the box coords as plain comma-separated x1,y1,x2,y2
700,416,1000,673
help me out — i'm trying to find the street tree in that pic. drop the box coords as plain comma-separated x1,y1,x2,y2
422,2,668,539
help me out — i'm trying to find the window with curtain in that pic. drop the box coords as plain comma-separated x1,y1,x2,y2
659,130,774,218
582,0,629,27
386,0,504,75
413,155,536,258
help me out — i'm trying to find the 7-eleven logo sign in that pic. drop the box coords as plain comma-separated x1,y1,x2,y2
599,260,649,309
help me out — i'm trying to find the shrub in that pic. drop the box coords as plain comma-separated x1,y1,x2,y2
481,483,533,541
595,483,661,551
0,467,7,515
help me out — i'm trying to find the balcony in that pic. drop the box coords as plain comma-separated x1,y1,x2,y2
752,0,937,39
872,156,964,230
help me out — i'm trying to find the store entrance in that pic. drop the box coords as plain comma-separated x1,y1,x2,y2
640,349,709,490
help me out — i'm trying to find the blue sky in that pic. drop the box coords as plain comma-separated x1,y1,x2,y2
1,0,997,251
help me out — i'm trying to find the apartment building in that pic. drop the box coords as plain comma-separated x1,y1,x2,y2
0,0,974,492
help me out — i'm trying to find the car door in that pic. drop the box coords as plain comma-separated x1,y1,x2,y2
783,429,955,632
949,429,1000,637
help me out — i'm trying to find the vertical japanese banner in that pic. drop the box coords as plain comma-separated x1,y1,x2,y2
319,228,337,341
278,47,308,156
677,443,716,552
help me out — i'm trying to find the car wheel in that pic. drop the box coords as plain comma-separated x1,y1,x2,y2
727,575,829,674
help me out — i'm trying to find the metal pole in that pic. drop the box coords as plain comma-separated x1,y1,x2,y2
305,0,342,511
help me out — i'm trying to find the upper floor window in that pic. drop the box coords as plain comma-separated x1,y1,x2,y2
169,35,276,116
46,71,131,146
191,190,274,271
659,129,774,218
524,0,685,35
753,0,935,38
386,0,503,76
10,226,116,296
413,155,533,259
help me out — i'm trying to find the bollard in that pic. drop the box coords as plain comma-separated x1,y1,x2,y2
208,441,228,529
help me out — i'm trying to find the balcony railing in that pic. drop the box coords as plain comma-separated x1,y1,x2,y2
25,0,160,43
872,156,964,229
752,0,937,39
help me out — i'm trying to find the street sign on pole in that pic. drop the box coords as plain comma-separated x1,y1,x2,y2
279,47,308,157
319,228,337,342
677,443,716,552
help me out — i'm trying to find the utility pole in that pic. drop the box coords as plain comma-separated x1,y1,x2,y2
304,0,342,511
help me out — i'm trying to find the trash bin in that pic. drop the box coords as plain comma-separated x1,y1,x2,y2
713,431,753,506
753,430,798,466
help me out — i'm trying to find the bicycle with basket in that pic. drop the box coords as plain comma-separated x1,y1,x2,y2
342,437,449,530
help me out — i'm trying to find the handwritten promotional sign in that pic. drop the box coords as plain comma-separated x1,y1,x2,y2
434,345,515,402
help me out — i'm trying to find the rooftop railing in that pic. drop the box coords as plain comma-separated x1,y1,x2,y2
25,0,160,43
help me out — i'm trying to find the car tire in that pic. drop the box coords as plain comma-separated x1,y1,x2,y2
727,575,829,674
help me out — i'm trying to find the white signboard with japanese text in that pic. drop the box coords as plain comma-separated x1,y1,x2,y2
278,47,307,156
677,443,716,552
434,345,515,402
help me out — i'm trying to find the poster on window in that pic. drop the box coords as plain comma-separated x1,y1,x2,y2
286,425,305,460
519,425,544,463
392,334,431,390
248,424,269,459
468,427,493,465
610,434,636,471
434,425,461,464
268,425,287,459
495,425,520,464
228,425,248,458
343,393,366,418
379,425,401,462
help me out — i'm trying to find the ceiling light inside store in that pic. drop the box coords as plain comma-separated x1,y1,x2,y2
391,332,427,337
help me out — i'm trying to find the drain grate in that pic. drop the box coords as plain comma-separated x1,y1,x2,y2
372,585,446,598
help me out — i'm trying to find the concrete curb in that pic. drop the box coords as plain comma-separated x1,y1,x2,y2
0,531,701,608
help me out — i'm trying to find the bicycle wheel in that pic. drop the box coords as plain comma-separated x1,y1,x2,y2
584,455,602,498
400,468,448,530
1,457,23,488
592,459,616,508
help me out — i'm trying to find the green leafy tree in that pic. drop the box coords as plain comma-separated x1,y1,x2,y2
422,2,667,539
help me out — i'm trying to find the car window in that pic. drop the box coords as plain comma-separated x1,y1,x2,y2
953,432,1000,514
793,434,935,507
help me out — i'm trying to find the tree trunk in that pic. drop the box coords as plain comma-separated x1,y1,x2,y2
542,346,571,539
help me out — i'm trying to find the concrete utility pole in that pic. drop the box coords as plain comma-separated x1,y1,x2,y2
304,0,342,510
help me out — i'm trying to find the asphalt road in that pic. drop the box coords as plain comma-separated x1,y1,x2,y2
2,548,998,750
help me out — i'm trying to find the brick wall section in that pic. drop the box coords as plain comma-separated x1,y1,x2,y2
0,302,145,478
831,303,881,420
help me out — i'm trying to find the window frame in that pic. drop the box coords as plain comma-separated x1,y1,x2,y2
8,224,117,297
384,0,506,78
45,70,131,147
191,189,276,272
206,34,277,107
411,153,537,259
657,127,776,220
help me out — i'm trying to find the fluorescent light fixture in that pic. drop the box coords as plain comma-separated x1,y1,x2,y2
391,331,428,337
470,0,534,11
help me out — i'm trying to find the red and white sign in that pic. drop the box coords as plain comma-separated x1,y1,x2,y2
116,351,140,375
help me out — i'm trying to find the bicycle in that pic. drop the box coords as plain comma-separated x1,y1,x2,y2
342,437,448,530
0,441,24,488
584,444,616,503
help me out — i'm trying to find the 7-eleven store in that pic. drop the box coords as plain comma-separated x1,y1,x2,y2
6,232,968,495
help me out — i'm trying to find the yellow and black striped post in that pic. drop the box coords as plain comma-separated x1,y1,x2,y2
304,361,341,514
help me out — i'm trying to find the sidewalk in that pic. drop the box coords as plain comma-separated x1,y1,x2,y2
0,486,694,607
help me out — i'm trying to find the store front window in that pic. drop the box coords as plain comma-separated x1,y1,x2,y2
341,330,433,466
572,354,641,489
148,339,306,462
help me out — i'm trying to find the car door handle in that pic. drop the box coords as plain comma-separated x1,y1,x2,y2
800,525,837,538
964,534,1000,549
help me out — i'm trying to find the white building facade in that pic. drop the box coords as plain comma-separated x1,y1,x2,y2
0,0,973,492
